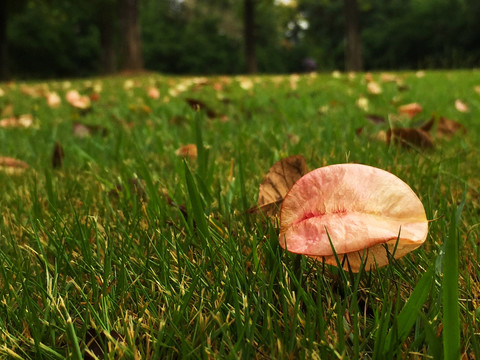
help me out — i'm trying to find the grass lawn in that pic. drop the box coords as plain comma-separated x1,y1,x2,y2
1,70,479,359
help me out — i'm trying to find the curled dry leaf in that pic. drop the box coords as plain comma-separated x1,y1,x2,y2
248,155,308,218
398,103,422,118
279,164,428,272
454,99,469,113
175,144,198,160
0,114,33,128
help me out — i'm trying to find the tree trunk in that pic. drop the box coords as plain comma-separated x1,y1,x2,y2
344,0,363,71
0,0,8,80
98,0,117,74
244,0,257,74
119,0,143,71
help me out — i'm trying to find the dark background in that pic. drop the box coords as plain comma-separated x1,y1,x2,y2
1,0,479,80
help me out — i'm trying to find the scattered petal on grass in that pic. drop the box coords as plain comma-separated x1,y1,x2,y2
0,114,33,128
279,163,428,272
248,155,308,218
454,99,469,113
331,70,342,78
380,73,397,83
175,144,198,160
474,85,480,95
73,122,108,138
398,103,422,118
46,92,61,108
356,96,369,111
367,81,382,95
66,90,91,109
147,86,160,99
0,156,30,174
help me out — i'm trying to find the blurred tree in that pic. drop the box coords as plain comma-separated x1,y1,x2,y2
343,0,362,71
119,0,143,71
95,0,117,74
0,0,7,80
244,0,258,73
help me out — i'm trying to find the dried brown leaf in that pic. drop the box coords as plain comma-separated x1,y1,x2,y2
249,155,308,218
365,114,386,124
52,142,64,169
398,103,422,118
185,98,217,118
387,127,434,149
437,117,466,137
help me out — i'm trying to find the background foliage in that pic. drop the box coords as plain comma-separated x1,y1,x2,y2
4,0,480,77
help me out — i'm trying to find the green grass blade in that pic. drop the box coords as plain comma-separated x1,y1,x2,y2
383,266,434,354
443,191,465,360
184,161,210,240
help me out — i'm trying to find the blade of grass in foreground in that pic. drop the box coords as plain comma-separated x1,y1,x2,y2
184,161,210,241
442,192,465,360
382,266,434,356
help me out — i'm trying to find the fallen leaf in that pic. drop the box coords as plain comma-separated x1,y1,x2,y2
147,86,160,99
46,92,61,108
73,122,108,138
398,103,422,118
365,114,386,124
279,163,428,272
356,96,369,111
66,90,91,109
367,81,382,95
380,73,397,83
175,144,197,159
52,142,64,169
437,117,466,137
248,155,308,218
0,114,33,128
386,127,434,149
185,98,217,118
455,99,469,113
0,156,30,174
